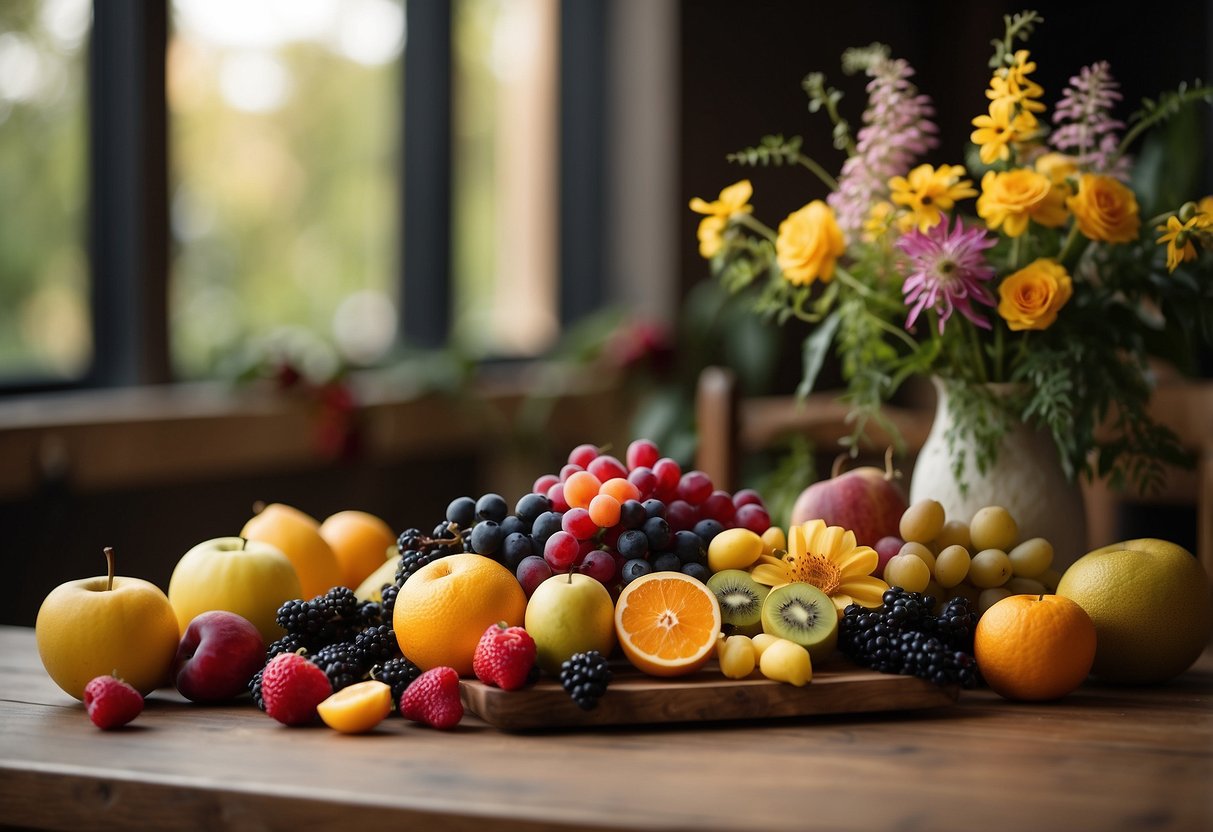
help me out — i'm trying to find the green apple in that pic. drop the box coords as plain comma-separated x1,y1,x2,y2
36,547,180,699
168,537,303,644
524,573,616,675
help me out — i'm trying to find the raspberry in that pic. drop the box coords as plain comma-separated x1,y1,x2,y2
261,652,333,725
400,666,463,730
472,622,537,691
82,675,143,729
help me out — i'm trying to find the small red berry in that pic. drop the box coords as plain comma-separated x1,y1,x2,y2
401,666,463,729
83,675,144,730
261,653,332,726
473,622,537,691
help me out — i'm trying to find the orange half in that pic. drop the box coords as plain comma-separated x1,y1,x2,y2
614,572,722,677
317,680,393,733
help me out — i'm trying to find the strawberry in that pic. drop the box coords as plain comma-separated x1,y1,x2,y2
83,675,143,730
261,653,332,726
473,622,537,691
400,666,463,729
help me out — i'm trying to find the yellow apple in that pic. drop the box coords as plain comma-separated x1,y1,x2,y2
168,537,304,644
319,510,397,591
524,573,616,675
36,547,180,699
354,556,399,602
241,502,343,598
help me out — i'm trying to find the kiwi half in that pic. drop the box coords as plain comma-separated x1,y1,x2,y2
761,582,838,663
706,569,769,636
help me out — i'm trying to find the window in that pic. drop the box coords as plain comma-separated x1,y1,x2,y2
0,0,91,385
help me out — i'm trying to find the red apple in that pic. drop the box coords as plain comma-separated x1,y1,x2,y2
790,449,908,548
173,610,266,703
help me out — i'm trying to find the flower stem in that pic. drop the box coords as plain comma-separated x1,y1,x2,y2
1057,223,1087,267
733,212,778,241
966,322,989,383
795,153,839,191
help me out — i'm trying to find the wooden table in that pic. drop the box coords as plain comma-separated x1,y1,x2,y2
2,625,1210,831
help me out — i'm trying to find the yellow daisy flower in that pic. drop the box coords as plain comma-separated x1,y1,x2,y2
689,180,754,258
986,49,1046,113
862,200,896,242
888,163,976,233
971,96,1035,165
750,520,890,617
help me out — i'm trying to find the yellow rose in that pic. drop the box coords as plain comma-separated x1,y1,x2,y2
776,200,846,286
997,258,1073,331
977,169,1059,237
1066,174,1141,243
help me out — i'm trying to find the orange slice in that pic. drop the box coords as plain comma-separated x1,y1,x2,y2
317,680,393,733
614,572,722,677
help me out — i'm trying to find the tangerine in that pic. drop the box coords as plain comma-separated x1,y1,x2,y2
319,510,396,590
317,680,393,733
614,571,721,677
394,554,527,676
974,594,1096,701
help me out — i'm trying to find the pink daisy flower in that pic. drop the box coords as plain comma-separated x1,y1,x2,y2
896,218,997,333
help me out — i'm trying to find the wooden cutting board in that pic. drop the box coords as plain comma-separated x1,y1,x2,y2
461,660,958,730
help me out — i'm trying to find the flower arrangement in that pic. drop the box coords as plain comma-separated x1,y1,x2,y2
691,11,1213,492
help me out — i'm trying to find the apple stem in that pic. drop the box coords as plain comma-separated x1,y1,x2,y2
240,537,248,551
882,446,902,482
831,454,848,479
103,546,115,591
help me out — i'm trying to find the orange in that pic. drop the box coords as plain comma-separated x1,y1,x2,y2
241,503,343,599
317,681,393,733
393,553,527,676
974,594,1096,701
614,571,722,677
1057,539,1212,684
319,510,397,590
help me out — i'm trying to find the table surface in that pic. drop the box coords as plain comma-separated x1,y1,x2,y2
2,624,1211,832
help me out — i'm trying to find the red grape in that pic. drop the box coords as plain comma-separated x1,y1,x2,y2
677,470,714,505
546,482,570,513
700,490,737,526
626,439,660,471
568,443,599,468
562,507,599,540
544,531,579,570
735,503,772,534
732,488,765,509
627,466,657,500
587,454,628,482
516,555,553,597
533,474,559,495
577,549,616,584
665,499,698,532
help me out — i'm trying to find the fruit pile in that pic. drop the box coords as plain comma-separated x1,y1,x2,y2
32,435,1213,732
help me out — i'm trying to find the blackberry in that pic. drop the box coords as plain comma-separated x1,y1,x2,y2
430,520,466,554
380,583,401,620
323,586,359,621
249,667,266,711
840,591,978,688
310,642,366,692
275,598,337,644
356,599,384,628
396,548,438,585
371,656,423,706
397,527,425,554
559,651,612,711
353,623,399,667
267,632,308,660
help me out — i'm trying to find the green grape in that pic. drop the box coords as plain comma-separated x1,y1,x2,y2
933,519,971,550
969,548,1013,588
976,586,1013,616
934,544,972,588
899,499,946,543
1037,568,1062,592
969,506,1018,552
1008,537,1053,578
898,541,937,572
1005,576,1048,595
883,553,931,593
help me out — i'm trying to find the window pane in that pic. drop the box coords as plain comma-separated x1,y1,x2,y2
0,0,91,383
452,0,558,357
168,0,403,379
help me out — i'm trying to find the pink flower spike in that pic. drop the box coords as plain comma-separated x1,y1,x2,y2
896,217,997,333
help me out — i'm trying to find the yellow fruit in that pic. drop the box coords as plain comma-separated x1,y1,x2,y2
525,573,616,676
1057,539,1213,684
750,632,779,658
760,526,787,556
36,547,180,699
317,681,393,733
168,537,303,644
614,571,721,677
354,557,399,603
974,594,1096,701
394,554,527,676
707,528,765,572
241,503,343,599
758,637,812,686
319,510,397,591
717,634,757,679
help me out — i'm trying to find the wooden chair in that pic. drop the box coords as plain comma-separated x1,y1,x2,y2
695,365,1213,583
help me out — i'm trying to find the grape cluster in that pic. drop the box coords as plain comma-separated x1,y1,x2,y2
446,439,773,599
559,650,613,710
839,588,979,688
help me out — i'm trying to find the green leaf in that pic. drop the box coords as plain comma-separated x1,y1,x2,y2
797,310,842,399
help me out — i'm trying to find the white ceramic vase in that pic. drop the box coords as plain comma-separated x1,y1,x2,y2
908,377,1088,572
